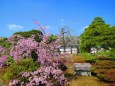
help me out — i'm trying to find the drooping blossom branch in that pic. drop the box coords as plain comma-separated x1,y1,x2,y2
0,20,72,86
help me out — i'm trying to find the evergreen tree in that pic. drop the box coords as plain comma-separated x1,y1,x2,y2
80,17,113,52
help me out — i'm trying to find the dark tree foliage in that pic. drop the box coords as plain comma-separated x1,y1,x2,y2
47,34,58,43
31,51,38,61
109,26,115,48
14,30,58,43
13,29,43,42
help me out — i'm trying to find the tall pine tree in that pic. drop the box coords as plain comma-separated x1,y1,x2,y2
80,17,114,52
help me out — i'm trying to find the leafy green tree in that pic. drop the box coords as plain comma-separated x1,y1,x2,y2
108,26,115,57
80,17,113,52
109,26,115,48
47,34,58,43
13,29,42,42
13,29,58,43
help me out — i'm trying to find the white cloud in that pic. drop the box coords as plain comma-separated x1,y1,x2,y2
7,24,24,30
81,26,88,31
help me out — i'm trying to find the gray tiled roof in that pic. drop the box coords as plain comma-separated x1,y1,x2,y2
74,63,92,71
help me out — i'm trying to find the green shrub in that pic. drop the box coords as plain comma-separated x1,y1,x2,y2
3,42,11,48
92,60,115,82
31,51,38,61
97,74,105,81
0,38,7,46
64,73,76,80
47,34,58,43
108,48,115,58
104,69,115,82
4,51,10,55
81,52,97,63
13,29,42,42
82,51,115,62
96,49,115,61
96,50,109,57
3,58,39,81
96,55,106,60
93,60,115,70
97,56,115,61
6,57,15,66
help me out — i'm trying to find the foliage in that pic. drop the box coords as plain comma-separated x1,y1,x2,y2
0,35,39,67
64,73,75,80
0,38,7,46
9,67,66,86
0,30,62,67
8,21,71,86
10,36,39,61
92,60,115,82
81,50,115,63
3,42,11,48
104,69,115,82
93,60,115,71
13,29,42,42
96,49,115,57
64,54,109,86
6,57,15,66
81,52,97,63
109,26,115,48
31,50,38,61
47,34,58,43
96,55,108,60
3,58,39,81
0,55,9,67
96,49,115,61
80,17,115,52
108,48,115,57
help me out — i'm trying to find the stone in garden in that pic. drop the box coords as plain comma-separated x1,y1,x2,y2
74,63,92,76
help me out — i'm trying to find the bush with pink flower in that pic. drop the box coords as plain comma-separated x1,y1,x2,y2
0,21,71,86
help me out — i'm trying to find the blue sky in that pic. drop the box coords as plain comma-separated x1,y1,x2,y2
0,0,115,37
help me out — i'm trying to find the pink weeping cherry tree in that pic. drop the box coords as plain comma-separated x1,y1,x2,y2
8,21,72,86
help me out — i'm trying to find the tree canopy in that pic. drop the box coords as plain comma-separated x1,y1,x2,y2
13,29,58,43
80,17,115,52
13,29,43,42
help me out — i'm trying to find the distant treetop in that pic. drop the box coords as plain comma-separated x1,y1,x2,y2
13,29,42,42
